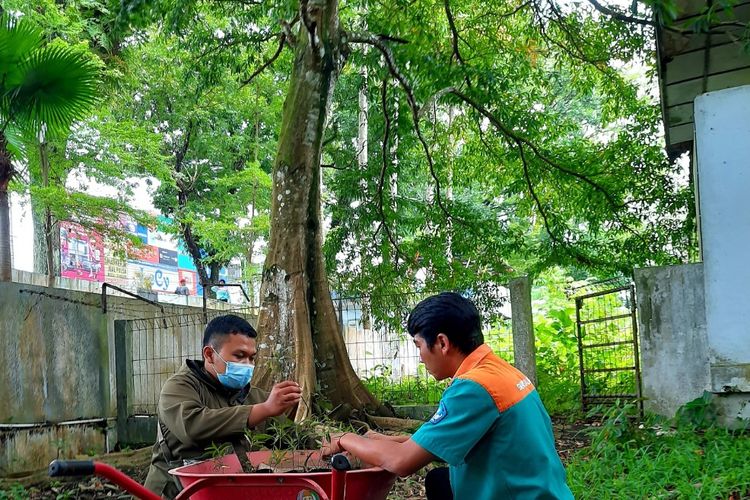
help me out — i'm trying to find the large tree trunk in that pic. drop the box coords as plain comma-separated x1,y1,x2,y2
253,0,382,420
32,141,60,284
0,137,14,282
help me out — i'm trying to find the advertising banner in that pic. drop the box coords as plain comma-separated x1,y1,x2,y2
129,244,160,264
60,222,105,282
158,248,178,267
127,262,180,293
178,269,198,295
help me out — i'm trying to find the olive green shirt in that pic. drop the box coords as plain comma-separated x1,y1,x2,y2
143,359,273,498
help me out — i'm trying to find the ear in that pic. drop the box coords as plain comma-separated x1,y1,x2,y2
203,345,215,364
436,333,451,354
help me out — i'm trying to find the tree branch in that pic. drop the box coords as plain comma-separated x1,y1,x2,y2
211,0,264,4
240,35,285,87
197,31,278,61
537,1,610,69
516,138,561,246
585,0,655,26
448,89,626,213
444,0,471,88
348,33,454,223
375,33,409,44
584,0,744,36
374,78,406,263
300,0,318,53
445,0,474,88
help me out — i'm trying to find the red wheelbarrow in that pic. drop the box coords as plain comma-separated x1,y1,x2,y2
49,451,397,500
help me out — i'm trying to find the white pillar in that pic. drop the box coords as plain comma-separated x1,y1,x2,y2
694,85,750,425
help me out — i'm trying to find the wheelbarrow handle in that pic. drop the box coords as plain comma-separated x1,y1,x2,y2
48,460,161,500
49,460,95,477
330,453,351,500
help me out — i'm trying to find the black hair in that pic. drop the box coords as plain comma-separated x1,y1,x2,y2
202,314,257,349
219,279,226,284
406,292,483,354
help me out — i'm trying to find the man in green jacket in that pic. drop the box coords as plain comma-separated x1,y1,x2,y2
144,314,301,498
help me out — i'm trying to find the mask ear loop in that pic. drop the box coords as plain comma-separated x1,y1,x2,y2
210,347,225,377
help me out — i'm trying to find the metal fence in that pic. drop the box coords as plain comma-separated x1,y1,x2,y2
574,284,643,413
334,289,513,405
114,288,513,441
117,309,255,417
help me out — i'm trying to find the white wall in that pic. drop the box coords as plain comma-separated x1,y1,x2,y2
9,192,33,272
694,85,750,376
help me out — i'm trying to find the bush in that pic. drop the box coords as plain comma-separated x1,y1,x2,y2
567,401,750,498
363,364,447,405
531,269,581,415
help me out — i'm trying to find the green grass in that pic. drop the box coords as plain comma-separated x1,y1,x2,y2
567,410,750,498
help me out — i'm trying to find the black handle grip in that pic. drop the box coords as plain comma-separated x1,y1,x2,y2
331,453,352,471
49,460,96,477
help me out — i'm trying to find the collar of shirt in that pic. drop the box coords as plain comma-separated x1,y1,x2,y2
452,344,492,380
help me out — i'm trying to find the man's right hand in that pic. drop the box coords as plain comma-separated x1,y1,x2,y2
248,381,301,427
265,381,302,415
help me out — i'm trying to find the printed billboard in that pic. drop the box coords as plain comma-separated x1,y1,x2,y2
129,244,160,264
60,222,105,282
127,262,180,293
158,248,178,267
178,269,198,295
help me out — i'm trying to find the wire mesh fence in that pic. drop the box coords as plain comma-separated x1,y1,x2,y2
120,287,513,415
574,285,642,413
126,311,256,415
334,288,513,406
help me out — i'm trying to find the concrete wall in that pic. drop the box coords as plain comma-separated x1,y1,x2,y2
0,280,211,475
635,264,710,417
635,263,750,427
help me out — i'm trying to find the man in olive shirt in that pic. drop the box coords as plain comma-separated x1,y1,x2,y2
144,314,301,498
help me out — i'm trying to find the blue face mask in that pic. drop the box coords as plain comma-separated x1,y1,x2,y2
212,349,254,389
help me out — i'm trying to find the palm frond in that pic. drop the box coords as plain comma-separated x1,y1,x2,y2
0,15,43,92
1,122,27,159
10,45,99,136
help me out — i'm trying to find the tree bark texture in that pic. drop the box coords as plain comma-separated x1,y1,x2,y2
0,136,14,281
253,0,382,420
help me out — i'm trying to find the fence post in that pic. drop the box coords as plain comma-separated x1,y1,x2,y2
114,319,132,446
510,276,537,386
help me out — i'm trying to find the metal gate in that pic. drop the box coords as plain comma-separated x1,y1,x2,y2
574,284,642,413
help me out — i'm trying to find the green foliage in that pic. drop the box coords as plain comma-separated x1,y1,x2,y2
117,27,281,279
0,483,27,500
362,364,448,405
567,404,750,498
0,15,99,138
248,418,337,452
674,391,718,430
205,441,232,458
320,0,696,298
1,3,162,258
531,269,582,414
587,400,646,449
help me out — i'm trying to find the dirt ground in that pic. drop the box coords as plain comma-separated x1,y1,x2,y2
0,417,593,499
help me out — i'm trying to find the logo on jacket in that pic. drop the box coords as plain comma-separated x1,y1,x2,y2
516,377,532,391
429,401,448,424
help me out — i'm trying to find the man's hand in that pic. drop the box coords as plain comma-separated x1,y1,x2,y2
248,381,301,427
265,381,302,416
365,430,411,443
321,432,348,456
